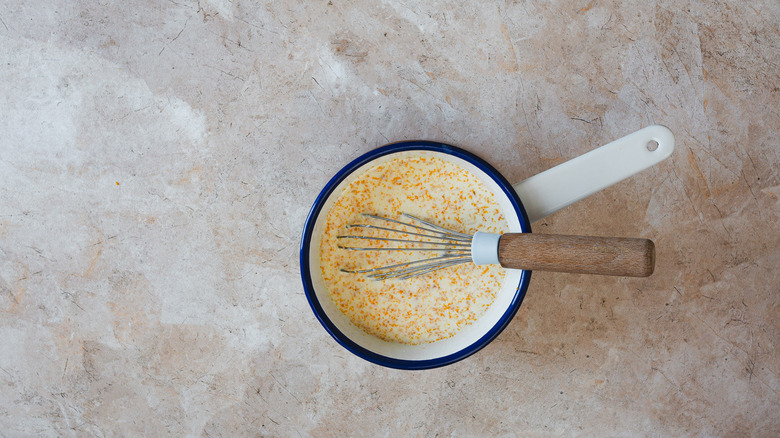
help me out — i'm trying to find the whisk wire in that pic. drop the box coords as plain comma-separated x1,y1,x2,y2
362,213,471,239
343,223,471,243
338,235,470,250
340,254,470,276
398,213,471,239
338,213,476,279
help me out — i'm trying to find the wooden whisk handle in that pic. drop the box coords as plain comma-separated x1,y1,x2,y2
497,233,655,277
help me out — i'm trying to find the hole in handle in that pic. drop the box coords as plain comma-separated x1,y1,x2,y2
646,140,659,151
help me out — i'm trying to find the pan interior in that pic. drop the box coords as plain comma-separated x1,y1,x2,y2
307,149,526,362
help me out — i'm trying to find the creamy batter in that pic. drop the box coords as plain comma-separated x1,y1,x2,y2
319,155,508,344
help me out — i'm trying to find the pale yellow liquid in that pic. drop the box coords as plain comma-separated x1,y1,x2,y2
319,156,508,344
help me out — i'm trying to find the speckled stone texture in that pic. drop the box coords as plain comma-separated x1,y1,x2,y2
0,0,778,436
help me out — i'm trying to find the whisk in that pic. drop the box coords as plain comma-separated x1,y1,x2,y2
338,213,655,279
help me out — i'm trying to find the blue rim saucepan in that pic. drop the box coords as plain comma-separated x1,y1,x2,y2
299,126,675,369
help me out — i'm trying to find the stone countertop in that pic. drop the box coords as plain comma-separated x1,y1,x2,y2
1,0,778,435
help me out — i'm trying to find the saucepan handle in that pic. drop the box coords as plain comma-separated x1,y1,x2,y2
512,125,675,223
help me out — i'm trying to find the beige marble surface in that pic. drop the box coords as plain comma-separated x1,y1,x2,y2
1,0,778,436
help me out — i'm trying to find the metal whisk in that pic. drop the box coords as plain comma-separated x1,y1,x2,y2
337,213,656,279
338,213,478,279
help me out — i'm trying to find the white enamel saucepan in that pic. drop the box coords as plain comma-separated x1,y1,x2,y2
300,125,674,369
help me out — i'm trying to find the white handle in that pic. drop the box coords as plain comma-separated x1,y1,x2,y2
512,125,675,223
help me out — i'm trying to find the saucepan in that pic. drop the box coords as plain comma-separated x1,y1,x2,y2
300,125,674,369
